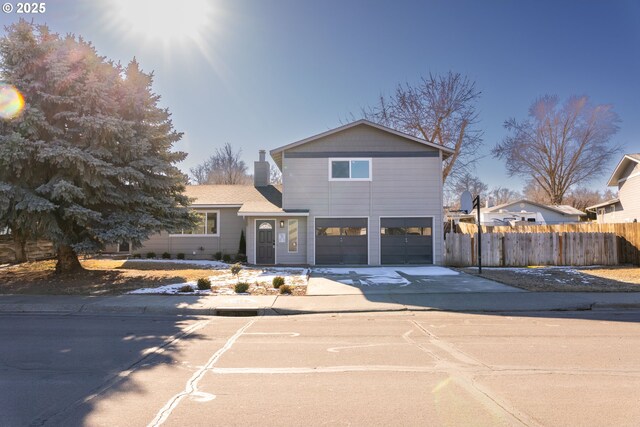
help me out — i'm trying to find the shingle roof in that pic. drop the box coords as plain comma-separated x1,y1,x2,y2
185,185,282,209
482,199,585,216
585,198,620,211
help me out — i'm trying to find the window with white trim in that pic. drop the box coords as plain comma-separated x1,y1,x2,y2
172,210,219,236
329,158,371,181
288,219,298,252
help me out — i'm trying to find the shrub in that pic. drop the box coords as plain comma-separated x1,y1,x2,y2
234,282,250,293
177,253,185,260
132,253,142,259
238,229,246,257
197,277,212,290
222,253,231,263
162,252,171,259
230,262,242,279
235,253,247,263
214,251,222,261
272,276,285,289
178,285,194,293
279,284,293,295
146,252,156,259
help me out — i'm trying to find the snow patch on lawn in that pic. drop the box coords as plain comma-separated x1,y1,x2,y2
125,259,229,268
127,266,308,295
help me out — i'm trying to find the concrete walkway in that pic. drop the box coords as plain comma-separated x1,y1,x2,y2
1,291,640,316
307,267,522,295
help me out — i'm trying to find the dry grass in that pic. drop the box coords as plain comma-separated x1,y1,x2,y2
460,266,640,292
0,259,221,296
0,258,307,296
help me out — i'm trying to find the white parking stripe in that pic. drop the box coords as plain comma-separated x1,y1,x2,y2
148,319,256,427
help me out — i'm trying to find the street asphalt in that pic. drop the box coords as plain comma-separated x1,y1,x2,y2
2,311,640,426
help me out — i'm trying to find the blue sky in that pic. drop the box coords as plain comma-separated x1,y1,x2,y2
2,0,639,192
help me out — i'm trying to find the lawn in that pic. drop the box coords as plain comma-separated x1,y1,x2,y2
0,258,308,296
461,266,640,292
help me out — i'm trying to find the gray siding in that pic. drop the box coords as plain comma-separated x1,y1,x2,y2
286,124,437,154
132,207,245,259
245,216,308,265
617,165,640,222
282,125,444,265
597,201,625,223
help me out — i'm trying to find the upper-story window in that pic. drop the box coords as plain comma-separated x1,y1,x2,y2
329,158,371,181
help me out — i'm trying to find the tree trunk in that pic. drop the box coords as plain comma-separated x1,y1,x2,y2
55,244,83,274
12,232,27,263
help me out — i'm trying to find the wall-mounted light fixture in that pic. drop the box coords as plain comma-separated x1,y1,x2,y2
279,220,285,228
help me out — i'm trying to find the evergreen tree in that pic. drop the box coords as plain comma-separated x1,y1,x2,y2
0,21,195,272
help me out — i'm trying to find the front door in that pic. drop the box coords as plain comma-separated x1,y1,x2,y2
256,220,275,264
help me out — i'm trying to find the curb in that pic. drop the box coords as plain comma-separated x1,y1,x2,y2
591,303,640,310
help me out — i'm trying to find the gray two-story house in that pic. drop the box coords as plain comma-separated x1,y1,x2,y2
125,120,453,265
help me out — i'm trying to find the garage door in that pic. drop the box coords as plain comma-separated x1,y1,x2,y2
380,217,433,264
315,218,368,265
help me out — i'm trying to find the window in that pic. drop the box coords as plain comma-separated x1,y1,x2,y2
288,219,298,252
329,158,371,181
172,210,219,236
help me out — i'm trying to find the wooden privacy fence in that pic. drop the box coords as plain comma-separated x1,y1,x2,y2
454,222,640,266
0,237,55,264
444,232,618,267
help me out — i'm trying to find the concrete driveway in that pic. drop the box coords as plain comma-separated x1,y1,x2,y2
308,266,524,295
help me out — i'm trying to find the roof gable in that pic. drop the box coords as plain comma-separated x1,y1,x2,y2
607,153,640,186
270,119,454,169
482,199,585,216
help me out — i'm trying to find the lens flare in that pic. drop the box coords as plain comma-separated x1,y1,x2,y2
0,84,25,119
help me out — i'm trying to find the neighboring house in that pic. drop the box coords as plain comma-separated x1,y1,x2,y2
479,199,585,226
587,154,640,223
117,120,453,265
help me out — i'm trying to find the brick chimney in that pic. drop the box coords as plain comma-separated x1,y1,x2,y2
254,150,270,187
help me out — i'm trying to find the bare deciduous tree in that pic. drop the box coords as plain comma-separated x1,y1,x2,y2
522,179,550,203
446,173,487,208
190,143,251,185
270,165,282,185
493,95,621,204
362,72,482,183
564,187,617,212
489,187,521,205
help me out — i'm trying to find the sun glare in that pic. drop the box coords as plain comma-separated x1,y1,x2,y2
0,84,25,119
109,0,214,45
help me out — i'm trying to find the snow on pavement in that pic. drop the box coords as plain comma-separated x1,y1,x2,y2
312,266,459,286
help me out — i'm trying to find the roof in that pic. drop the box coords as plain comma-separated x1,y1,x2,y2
585,198,620,212
185,184,309,216
185,185,281,206
269,119,455,170
482,199,585,216
607,153,640,186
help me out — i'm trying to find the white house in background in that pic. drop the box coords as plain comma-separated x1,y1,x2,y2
480,199,585,226
587,153,640,223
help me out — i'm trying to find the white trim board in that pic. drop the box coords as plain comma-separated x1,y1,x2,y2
238,212,309,217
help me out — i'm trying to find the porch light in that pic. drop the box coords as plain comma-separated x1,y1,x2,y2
279,220,285,228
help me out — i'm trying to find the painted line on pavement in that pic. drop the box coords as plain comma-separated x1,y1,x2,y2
148,319,256,427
